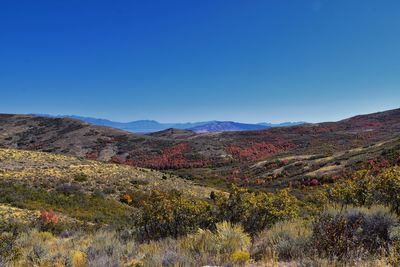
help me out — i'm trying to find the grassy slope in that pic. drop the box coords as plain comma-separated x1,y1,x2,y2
0,148,218,226
0,148,215,199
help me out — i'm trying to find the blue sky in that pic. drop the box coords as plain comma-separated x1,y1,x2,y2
1,0,399,123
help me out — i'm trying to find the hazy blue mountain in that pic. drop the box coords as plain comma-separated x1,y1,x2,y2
257,121,306,127
188,121,270,133
33,114,210,133
33,114,304,133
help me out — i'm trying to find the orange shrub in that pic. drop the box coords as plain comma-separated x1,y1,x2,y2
40,209,58,225
120,193,133,204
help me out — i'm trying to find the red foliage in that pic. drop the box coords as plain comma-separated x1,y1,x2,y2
227,169,251,185
348,116,383,129
111,155,126,164
85,151,99,160
379,159,390,168
226,141,296,161
367,159,393,174
126,143,207,169
367,159,375,167
291,178,321,188
280,159,289,165
310,179,319,186
40,210,58,225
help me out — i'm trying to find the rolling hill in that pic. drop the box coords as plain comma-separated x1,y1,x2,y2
1,108,400,189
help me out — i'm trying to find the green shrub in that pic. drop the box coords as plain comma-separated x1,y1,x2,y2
73,173,88,182
216,185,299,235
328,166,400,215
375,167,400,214
136,190,215,240
0,182,134,225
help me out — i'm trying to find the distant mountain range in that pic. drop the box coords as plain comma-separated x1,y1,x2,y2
33,114,305,133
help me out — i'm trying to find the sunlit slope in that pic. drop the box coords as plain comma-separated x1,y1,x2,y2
0,148,215,199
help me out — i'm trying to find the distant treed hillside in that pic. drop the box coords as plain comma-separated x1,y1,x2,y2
1,108,400,188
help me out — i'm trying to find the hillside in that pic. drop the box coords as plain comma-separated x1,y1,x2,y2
0,114,176,160
1,108,399,189
0,147,216,230
0,148,214,199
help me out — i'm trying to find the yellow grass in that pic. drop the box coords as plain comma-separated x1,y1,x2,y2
0,148,218,199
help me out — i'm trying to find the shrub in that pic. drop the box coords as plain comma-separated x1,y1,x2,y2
0,182,133,225
40,210,59,225
328,170,374,206
230,250,250,264
328,166,400,214
312,210,360,258
56,182,82,195
73,173,88,182
70,250,86,267
252,219,311,261
11,229,138,267
129,178,149,186
14,230,56,266
136,190,215,240
38,209,60,232
375,167,400,214
311,206,398,259
86,231,126,267
140,221,251,266
0,232,18,263
216,185,299,235
120,193,133,205
0,220,25,263
214,221,251,254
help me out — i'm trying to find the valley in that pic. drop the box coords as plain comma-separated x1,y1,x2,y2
1,108,399,190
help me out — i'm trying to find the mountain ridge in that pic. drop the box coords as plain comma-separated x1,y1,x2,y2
33,114,304,133
188,121,269,133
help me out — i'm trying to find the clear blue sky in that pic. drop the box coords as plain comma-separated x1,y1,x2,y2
1,0,399,123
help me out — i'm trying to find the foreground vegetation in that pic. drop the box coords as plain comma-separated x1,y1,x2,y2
2,205,400,266
1,147,400,266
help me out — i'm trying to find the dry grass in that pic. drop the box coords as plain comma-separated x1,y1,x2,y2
4,221,397,267
0,204,39,222
0,204,94,227
6,222,252,267
306,164,344,177
0,148,218,200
